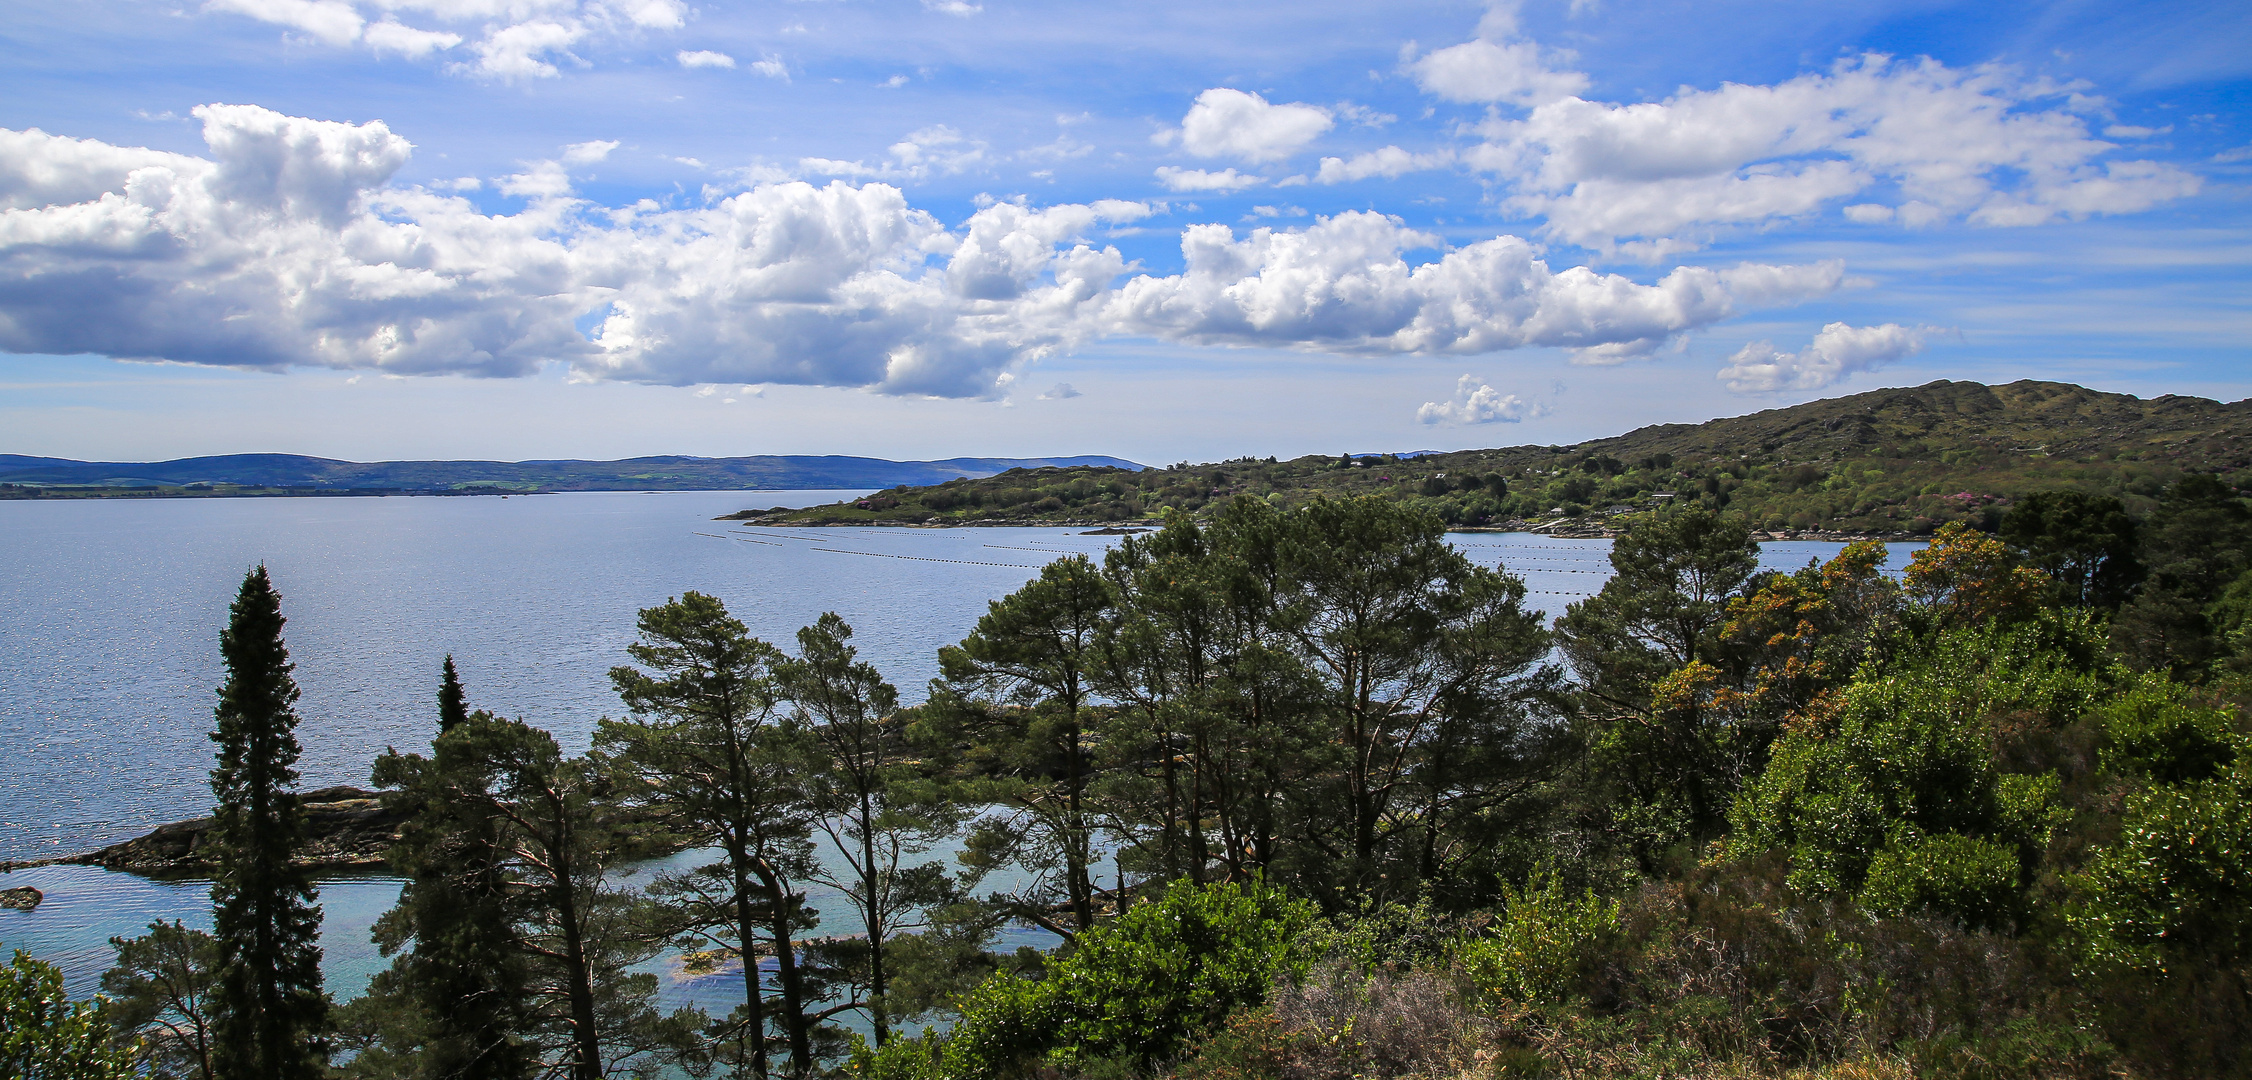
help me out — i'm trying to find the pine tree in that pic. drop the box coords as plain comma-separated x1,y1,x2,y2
206,565,329,1080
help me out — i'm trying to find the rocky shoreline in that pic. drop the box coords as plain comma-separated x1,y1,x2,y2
0,786,406,876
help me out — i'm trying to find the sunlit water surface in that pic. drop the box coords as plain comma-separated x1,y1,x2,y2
0,491,1919,1011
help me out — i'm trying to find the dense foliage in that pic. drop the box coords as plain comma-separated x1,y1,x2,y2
6,467,2244,1079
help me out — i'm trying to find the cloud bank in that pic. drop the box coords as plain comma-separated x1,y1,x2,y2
203,0,690,78
0,105,1861,396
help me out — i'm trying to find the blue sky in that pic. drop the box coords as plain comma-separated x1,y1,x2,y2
1,0,2246,465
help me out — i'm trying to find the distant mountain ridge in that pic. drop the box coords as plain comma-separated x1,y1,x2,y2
0,452,1144,493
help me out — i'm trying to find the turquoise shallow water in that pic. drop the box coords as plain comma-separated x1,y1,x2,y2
0,490,1917,1004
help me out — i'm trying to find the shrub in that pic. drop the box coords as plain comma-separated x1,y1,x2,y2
0,950,135,1080
1462,875,1622,1009
901,878,1318,1079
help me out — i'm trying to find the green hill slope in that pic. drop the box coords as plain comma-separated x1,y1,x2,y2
735,380,2252,535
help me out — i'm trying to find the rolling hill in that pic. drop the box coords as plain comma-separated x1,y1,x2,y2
733,380,2252,535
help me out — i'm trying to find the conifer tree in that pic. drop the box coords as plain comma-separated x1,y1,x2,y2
599,592,820,1077
206,565,329,1080
439,654,470,731
352,662,535,1080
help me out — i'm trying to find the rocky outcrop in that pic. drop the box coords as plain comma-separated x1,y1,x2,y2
57,787,405,874
0,886,41,910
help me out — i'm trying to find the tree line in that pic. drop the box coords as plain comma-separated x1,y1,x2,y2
7,476,2250,1079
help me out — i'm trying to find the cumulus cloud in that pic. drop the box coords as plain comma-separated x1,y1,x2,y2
201,0,689,78
1717,322,1929,393
1102,211,1843,356
1315,146,1451,184
677,49,735,69
1404,5,1589,111
1154,166,1264,193
1417,375,1543,425
0,106,1848,401
1165,89,1333,164
1037,382,1080,399
1461,52,2202,257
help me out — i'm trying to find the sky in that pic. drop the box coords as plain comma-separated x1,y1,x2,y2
0,0,2247,466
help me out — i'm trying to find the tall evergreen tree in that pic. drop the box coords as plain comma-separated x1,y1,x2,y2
439,654,470,731
348,662,536,1080
206,565,329,1080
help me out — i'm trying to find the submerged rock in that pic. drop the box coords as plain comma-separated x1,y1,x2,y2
0,886,40,910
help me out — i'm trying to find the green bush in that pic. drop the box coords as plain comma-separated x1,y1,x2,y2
1859,831,2023,927
1461,875,1622,1008
892,878,1318,1079
2069,756,2252,973
0,950,135,1080
2097,675,2239,783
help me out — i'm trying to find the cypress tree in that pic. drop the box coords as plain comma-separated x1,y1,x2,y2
439,655,469,731
359,663,535,1080
207,565,329,1079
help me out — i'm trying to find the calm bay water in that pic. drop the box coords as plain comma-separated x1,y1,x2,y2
0,491,1916,1002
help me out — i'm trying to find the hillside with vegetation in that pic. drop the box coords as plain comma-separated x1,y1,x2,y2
734,380,2252,535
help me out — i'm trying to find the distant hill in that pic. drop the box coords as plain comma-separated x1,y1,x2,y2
0,453,1143,495
741,380,2252,534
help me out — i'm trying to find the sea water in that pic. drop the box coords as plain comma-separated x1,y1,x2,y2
0,491,1916,1005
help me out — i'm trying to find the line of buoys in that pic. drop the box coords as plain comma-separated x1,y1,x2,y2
813,548,1040,569
697,531,784,547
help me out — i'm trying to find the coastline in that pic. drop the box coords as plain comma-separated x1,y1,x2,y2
720,515,1919,544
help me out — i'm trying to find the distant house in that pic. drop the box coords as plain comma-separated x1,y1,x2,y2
1650,491,1677,500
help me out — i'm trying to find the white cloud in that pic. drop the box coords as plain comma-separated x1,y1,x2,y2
750,56,789,80
1169,89,1333,164
800,126,985,182
364,20,461,57
1154,166,1264,193
1717,322,1929,393
0,106,1847,402
677,49,735,69
1406,36,1588,108
1037,382,1080,399
1417,375,1543,425
1315,146,1451,184
1102,211,1843,356
1465,52,2202,257
470,19,585,79
200,0,693,78
206,0,364,46
922,0,982,14
561,140,618,165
